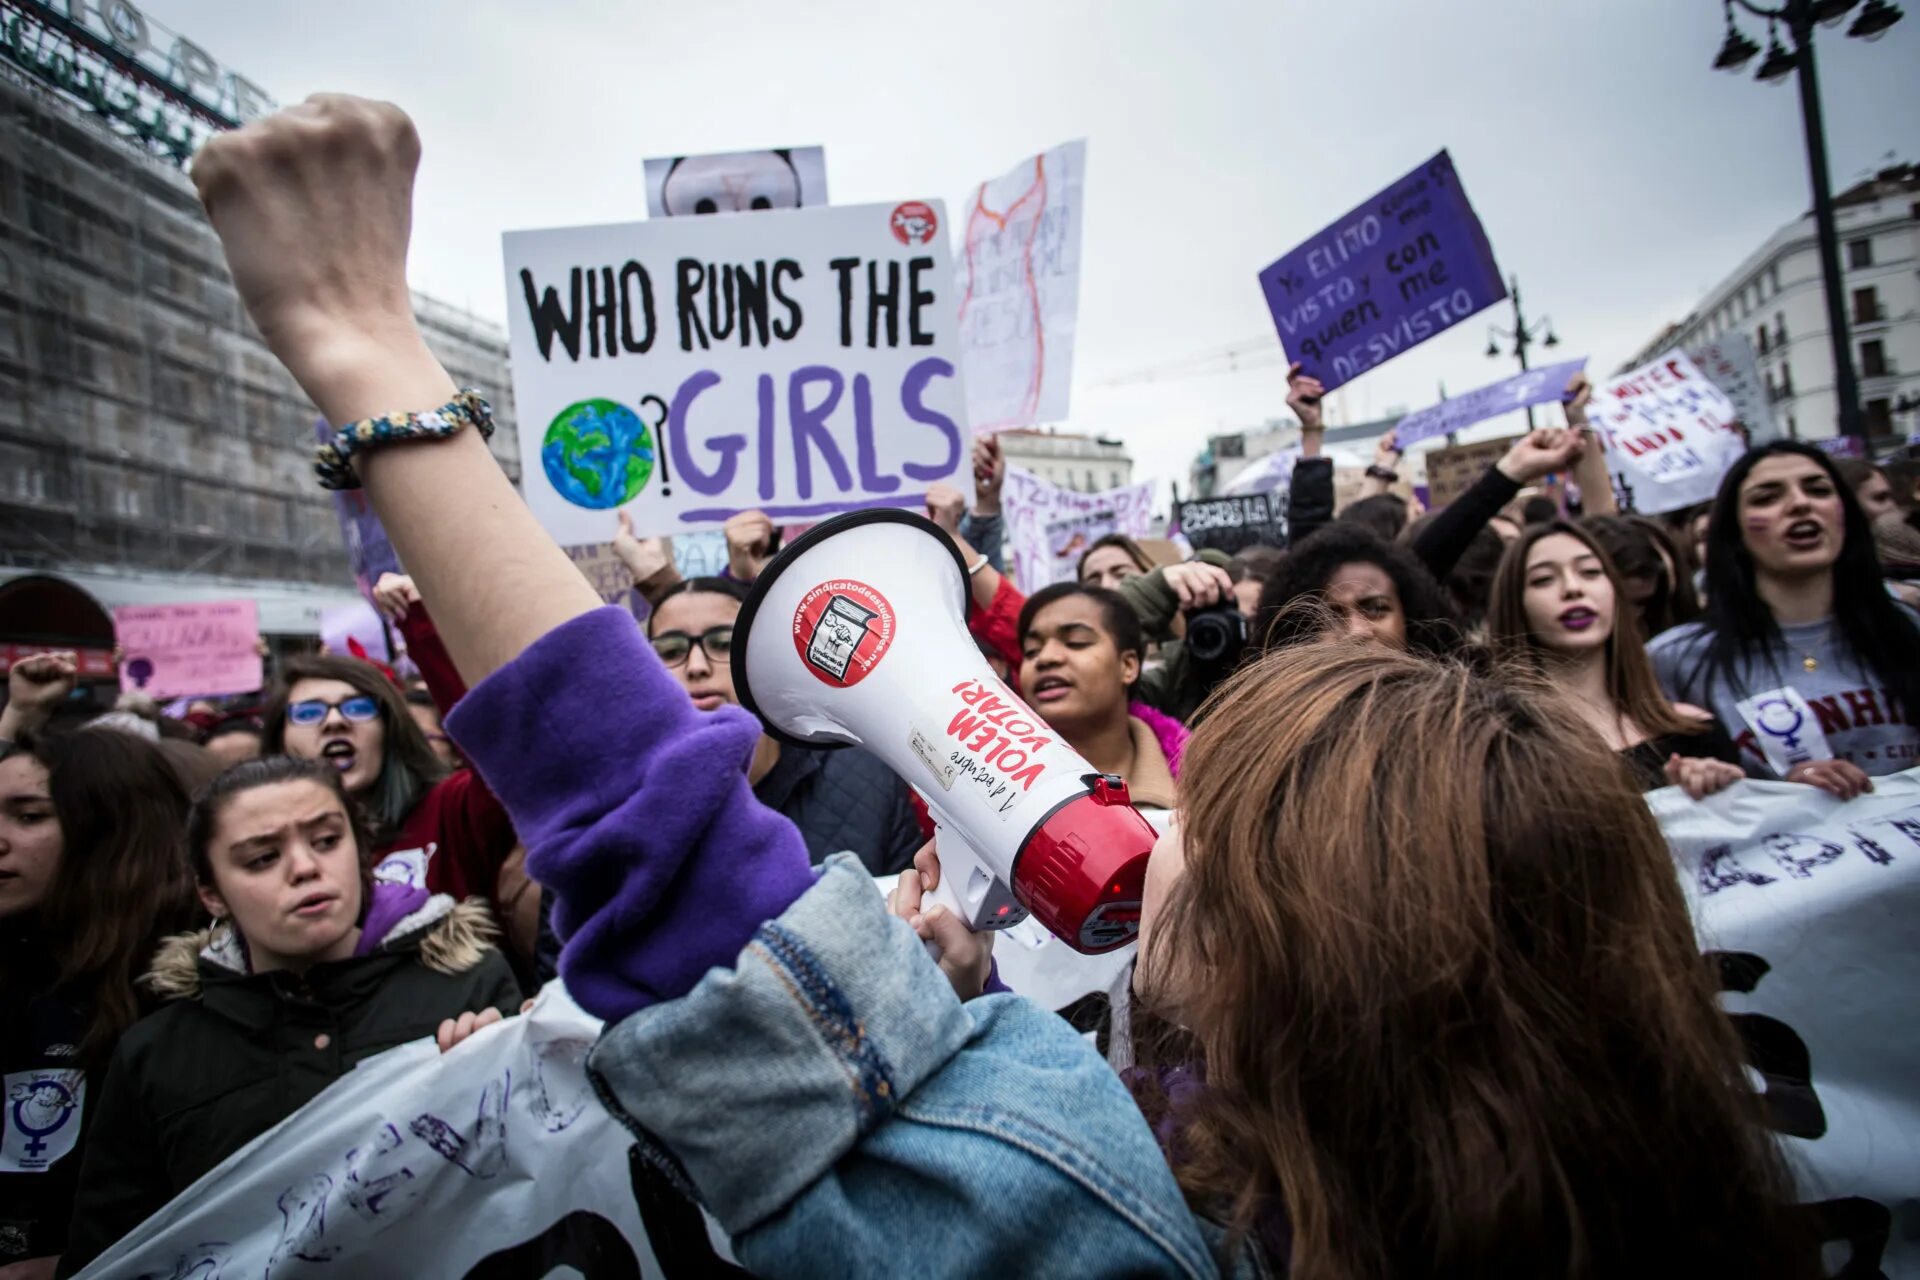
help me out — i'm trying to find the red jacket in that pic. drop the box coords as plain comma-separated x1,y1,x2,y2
376,603,517,904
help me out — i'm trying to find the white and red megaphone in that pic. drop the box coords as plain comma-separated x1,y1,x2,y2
733,509,1156,954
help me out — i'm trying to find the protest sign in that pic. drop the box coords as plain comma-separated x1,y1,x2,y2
1392,358,1587,448
1688,333,1778,444
1423,435,1518,509
1814,434,1866,459
1651,769,1920,1277
112,601,261,699
1002,467,1155,591
502,201,970,548
320,600,390,665
644,145,828,218
1258,150,1506,394
69,984,737,1279
564,542,639,610
1589,351,1744,515
1042,507,1122,586
1177,494,1287,555
1220,444,1301,497
957,139,1087,430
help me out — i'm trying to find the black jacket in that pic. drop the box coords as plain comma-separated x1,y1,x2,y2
754,743,923,876
1,924,104,1265
57,896,520,1275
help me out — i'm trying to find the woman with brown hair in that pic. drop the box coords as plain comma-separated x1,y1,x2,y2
184,91,1808,1279
1487,521,1743,796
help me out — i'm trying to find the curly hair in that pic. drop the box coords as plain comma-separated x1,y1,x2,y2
1253,525,1460,655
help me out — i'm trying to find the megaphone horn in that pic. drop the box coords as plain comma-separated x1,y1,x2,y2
733,509,1157,955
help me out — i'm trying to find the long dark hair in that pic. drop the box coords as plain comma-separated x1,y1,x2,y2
5,730,199,1064
1254,524,1460,655
1581,513,1701,637
1691,441,1920,719
1137,644,1805,1275
262,654,447,836
1487,521,1697,741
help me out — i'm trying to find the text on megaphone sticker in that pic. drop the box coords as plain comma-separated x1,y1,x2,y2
792,579,896,687
945,678,1058,815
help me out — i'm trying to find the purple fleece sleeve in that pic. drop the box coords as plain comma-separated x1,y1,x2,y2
444,607,814,1022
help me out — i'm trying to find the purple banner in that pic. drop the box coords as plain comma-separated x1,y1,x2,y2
1258,150,1506,393
1393,357,1588,448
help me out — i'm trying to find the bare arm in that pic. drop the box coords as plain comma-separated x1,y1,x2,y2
191,96,600,686
1562,372,1617,515
1288,361,1325,460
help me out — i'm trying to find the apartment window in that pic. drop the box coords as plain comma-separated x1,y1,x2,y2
1847,239,1872,269
1775,313,1787,346
1859,339,1889,378
1770,263,1782,292
1779,362,1794,397
1865,399,1894,436
1852,286,1882,324
1757,327,1770,356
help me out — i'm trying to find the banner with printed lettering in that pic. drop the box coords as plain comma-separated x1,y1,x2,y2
1651,770,1920,1277
1002,467,1155,591
1688,333,1779,444
503,201,970,547
956,140,1087,430
70,985,737,1279
1258,150,1506,394
112,601,262,699
1589,351,1745,515
1392,358,1587,448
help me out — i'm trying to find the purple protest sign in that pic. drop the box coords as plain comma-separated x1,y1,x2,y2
1393,358,1587,448
1258,150,1506,393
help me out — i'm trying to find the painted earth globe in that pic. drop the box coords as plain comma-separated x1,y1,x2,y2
541,398,655,510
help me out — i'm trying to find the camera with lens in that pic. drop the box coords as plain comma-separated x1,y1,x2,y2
1184,602,1247,669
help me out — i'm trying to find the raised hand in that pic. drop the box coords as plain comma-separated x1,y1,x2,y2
613,510,677,595
1,651,78,742
1286,361,1326,433
723,510,778,584
924,482,967,534
371,572,422,623
191,95,438,427
971,434,1006,516
1497,427,1587,485
1562,371,1593,427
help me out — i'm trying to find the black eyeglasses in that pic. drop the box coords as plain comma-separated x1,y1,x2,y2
650,625,734,668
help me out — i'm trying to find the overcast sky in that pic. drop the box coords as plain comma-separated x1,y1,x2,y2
160,0,1920,497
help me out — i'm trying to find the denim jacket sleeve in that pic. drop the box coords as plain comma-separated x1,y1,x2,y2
586,855,1220,1279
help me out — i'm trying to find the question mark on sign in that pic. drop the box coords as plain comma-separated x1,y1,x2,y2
640,394,672,497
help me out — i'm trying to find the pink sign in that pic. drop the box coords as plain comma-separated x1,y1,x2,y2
113,600,263,699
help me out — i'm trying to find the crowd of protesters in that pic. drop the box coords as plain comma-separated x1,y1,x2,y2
4,93,1919,1278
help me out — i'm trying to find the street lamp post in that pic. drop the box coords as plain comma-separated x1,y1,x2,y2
1485,275,1560,429
1711,0,1904,441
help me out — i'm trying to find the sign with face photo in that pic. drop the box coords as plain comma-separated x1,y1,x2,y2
644,146,829,218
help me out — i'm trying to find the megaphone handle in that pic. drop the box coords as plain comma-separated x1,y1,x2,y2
919,826,977,962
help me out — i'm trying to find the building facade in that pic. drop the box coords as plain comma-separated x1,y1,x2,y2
1625,163,1920,444
0,44,517,638
997,428,1133,493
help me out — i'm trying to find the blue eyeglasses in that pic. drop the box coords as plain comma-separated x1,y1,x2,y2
287,695,380,726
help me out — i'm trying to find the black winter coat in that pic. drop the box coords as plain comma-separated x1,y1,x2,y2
56,897,519,1275
754,743,924,876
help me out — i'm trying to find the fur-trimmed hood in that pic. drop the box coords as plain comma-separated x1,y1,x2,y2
144,893,499,1001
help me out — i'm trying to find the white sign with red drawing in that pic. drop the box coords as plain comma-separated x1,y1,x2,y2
956,140,1087,431
1588,350,1745,515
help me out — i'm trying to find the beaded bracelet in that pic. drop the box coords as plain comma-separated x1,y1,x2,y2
314,389,494,490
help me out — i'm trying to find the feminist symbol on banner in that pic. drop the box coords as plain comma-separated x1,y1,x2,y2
4,1071,82,1166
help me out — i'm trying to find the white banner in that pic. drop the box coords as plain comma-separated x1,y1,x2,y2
1689,332,1779,445
1590,350,1746,515
1652,769,1920,1277
73,985,736,1278
956,140,1087,431
503,201,970,546
1002,466,1155,591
